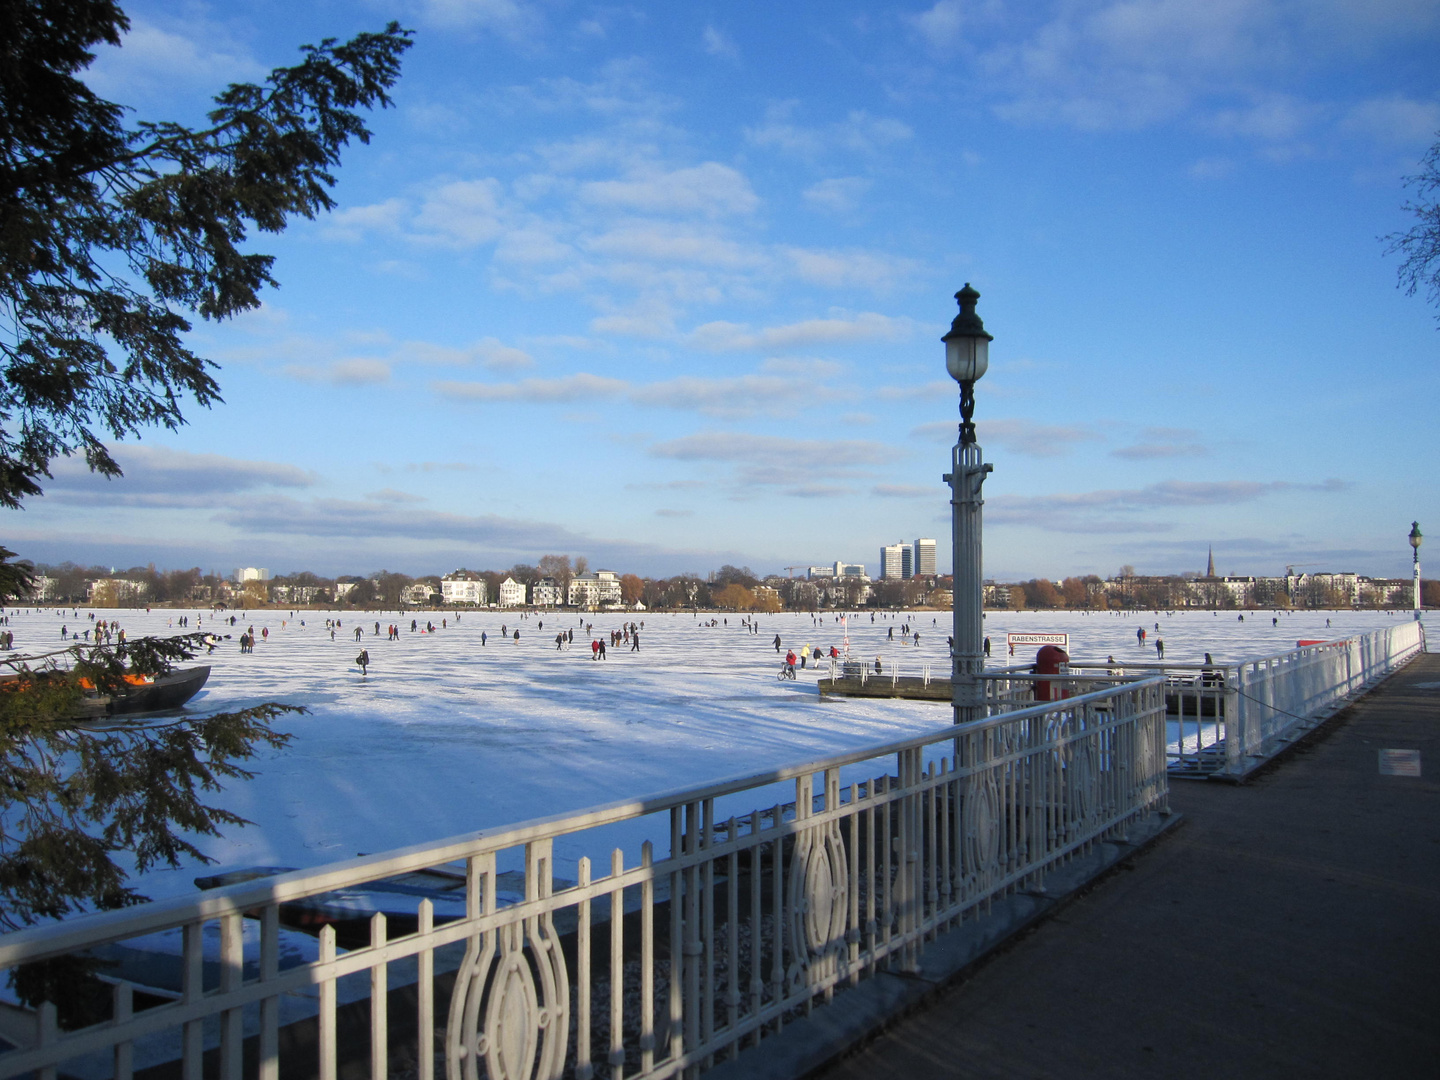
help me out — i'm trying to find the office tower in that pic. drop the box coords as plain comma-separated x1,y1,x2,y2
914,538,937,577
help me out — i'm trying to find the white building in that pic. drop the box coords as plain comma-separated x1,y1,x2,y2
834,562,867,579
401,582,435,606
334,581,358,600
498,577,527,607
880,544,907,580
569,570,622,608
914,538,937,577
88,579,149,605
441,570,487,606
236,567,270,582
532,578,562,607
807,565,835,579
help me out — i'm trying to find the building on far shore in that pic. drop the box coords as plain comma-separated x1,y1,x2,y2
441,570,487,606
532,578,562,607
915,538,937,577
498,577,526,607
569,570,622,608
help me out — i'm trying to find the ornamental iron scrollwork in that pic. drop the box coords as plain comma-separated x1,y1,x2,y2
786,814,849,990
961,773,1001,887
448,847,569,1080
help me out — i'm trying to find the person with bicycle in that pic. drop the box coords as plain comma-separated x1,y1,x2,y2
783,649,797,679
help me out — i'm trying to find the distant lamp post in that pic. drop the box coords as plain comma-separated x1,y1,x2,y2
1409,521,1423,619
943,284,994,724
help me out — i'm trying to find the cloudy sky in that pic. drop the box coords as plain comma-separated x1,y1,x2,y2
8,0,1439,580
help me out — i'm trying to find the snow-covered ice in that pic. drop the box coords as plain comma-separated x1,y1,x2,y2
3,604,1418,903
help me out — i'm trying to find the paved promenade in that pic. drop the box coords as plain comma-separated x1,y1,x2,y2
817,650,1440,1080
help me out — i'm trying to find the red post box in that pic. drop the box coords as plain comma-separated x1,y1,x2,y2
1033,644,1070,702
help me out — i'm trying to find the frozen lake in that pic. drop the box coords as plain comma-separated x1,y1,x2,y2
4,604,1419,902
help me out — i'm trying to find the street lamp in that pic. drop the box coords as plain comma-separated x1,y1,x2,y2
1409,521,1422,619
943,284,994,724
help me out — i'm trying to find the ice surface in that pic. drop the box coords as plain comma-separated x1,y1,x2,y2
3,604,1416,903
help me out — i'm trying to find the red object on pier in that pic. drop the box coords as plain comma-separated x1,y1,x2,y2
1033,644,1070,702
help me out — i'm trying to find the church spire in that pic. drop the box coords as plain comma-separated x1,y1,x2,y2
1206,545,1215,577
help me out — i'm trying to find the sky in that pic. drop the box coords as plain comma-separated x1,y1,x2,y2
6,0,1440,582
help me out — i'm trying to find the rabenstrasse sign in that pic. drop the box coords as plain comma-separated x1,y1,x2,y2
1006,632,1069,649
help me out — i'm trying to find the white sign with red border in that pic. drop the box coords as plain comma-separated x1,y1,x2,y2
1006,632,1069,650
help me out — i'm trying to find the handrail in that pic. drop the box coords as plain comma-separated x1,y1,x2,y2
0,677,1169,1080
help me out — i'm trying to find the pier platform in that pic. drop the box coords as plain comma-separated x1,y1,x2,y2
805,651,1440,1080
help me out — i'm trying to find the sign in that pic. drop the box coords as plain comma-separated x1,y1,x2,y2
1378,749,1421,777
1006,632,1069,650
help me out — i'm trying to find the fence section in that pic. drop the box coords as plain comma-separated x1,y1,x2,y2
1069,620,1425,777
0,679,1167,1080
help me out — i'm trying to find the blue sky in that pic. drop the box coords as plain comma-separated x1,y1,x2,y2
8,0,1440,581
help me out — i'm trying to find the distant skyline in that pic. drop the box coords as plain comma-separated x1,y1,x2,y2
5,0,1438,581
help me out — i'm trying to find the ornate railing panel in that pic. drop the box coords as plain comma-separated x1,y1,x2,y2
0,679,1167,1080
1068,620,1424,776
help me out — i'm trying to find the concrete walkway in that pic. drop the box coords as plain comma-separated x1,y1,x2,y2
814,650,1440,1080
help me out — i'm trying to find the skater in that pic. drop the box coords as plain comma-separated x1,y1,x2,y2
356,649,370,676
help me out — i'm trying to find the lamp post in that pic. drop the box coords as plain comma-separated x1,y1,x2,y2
944,284,994,725
1409,521,1422,619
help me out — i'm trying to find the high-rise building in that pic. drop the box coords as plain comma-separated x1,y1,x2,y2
901,546,914,578
914,538,937,577
880,543,907,580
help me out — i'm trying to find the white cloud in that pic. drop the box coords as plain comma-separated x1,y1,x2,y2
703,25,739,58
583,226,764,269
649,432,899,485
434,374,628,402
414,180,510,247
285,359,392,386
803,177,874,214
911,417,1102,456
409,0,543,39
782,248,915,290
746,105,914,156
910,1,966,49
46,445,315,505
84,17,263,100
578,164,761,217
1339,95,1440,146
688,312,911,351
630,375,825,419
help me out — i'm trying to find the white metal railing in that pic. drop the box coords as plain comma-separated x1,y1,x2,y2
0,679,1167,1080
1068,620,1425,776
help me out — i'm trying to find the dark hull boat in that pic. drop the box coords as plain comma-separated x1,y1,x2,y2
71,666,211,721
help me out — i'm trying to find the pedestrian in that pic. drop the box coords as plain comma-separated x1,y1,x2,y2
591,639,600,660
481,631,487,646
513,629,520,643
598,638,606,659
1156,638,1165,659
631,632,640,651
983,637,991,657
773,634,782,653
356,648,370,675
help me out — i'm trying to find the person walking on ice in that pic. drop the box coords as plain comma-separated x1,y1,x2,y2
356,649,370,676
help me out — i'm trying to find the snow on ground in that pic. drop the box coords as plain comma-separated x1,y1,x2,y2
3,605,1418,902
